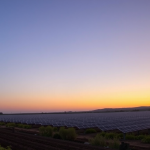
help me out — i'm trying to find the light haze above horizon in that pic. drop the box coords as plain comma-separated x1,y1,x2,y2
0,0,150,113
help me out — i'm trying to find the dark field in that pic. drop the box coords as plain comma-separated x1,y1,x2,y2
0,111,150,150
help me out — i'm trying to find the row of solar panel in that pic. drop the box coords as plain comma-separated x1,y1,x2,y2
0,111,150,133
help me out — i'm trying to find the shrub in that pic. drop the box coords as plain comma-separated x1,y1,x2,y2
16,124,31,129
126,134,136,140
53,133,61,139
59,127,77,140
66,128,77,140
99,131,106,137
98,132,123,140
85,128,96,134
90,134,107,147
0,122,5,126
6,123,16,127
59,127,67,139
136,135,145,140
105,132,117,139
0,145,11,150
17,124,23,128
39,126,46,135
45,126,53,137
53,127,58,132
116,133,123,139
24,125,31,129
90,134,120,149
142,136,150,143
109,138,120,149
39,126,53,137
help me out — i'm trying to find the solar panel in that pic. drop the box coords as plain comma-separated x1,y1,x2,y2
0,111,150,133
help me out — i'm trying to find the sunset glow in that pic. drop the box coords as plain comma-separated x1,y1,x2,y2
0,0,150,113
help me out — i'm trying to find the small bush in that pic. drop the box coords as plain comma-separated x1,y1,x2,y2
99,131,106,137
136,135,145,140
142,136,150,143
39,126,45,135
46,126,53,137
90,134,107,147
6,123,16,127
53,133,61,139
53,127,58,132
17,124,23,128
0,122,5,126
0,145,11,150
39,126,53,137
24,125,31,129
116,133,123,139
85,128,96,134
109,138,120,149
98,132,123,140
105,132,117,139
16,124,31,129
90,134,120,149
126,134,136,140
59,127,67,139
67,128,77,140
59,127,77,140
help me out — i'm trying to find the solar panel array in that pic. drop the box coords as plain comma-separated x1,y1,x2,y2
0,111,150,133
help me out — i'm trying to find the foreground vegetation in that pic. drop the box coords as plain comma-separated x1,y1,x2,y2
0,122,31,129
126,134,150,144
89,131,150,149
0,122,5,126
0,145,11,150
89,133,121,149
1,121,150,146
39,126,77,140
85,128,97,134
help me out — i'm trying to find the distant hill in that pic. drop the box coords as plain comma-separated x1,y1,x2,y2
3,106,150,115
92,106,150,112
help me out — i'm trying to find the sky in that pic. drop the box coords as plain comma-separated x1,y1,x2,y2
0,0,150,113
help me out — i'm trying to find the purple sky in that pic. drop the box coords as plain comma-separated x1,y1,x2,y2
0,0,150,113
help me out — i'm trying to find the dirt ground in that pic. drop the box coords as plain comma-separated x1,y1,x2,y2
124,140,150,150
1,126,150,150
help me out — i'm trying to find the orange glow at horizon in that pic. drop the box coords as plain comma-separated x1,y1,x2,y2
1,87,150,113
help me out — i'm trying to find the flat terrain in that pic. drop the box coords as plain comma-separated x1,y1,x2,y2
0,127,150,150
0,128,113,150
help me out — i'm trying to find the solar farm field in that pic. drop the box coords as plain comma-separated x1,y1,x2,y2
0,111,150,150
0,111,150,133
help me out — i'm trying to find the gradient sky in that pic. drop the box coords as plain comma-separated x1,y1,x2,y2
0,0,150,113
